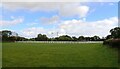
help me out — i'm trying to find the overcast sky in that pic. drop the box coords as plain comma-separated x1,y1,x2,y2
0,2,118,38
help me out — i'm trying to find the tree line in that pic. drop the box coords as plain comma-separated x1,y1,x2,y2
0,27,120,42
0,31,103,42
30,34,103,41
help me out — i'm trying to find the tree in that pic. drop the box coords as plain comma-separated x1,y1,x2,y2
2,30,12,37
58,35,72,41
16,37,28,41
36,34,48,41
78,36,84,41
2,30,12,41
103,27,120,48
72,36,78,41
54,37,59,41
84,37,91,41
110,27,120,38
29,38,36,41
1,30,19,42
9,36,17,42
106,35,112,40
92,36,100,41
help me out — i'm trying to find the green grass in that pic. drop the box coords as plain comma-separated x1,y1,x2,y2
0,42,2,68
2,43,118,67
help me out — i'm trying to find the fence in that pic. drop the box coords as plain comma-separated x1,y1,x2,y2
16,41,103,43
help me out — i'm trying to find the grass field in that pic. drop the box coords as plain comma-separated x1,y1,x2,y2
2,43,118,67
0,42,2,68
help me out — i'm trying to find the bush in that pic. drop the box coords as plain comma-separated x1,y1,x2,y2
103,39,111,45
103,39,120,48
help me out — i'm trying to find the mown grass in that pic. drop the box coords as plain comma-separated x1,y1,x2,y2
0,42,2,68
2,43,118,67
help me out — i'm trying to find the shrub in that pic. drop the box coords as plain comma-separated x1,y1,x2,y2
103,39,120,48
103,39,112,45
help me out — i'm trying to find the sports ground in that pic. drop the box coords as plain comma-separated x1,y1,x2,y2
2,42,118,67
